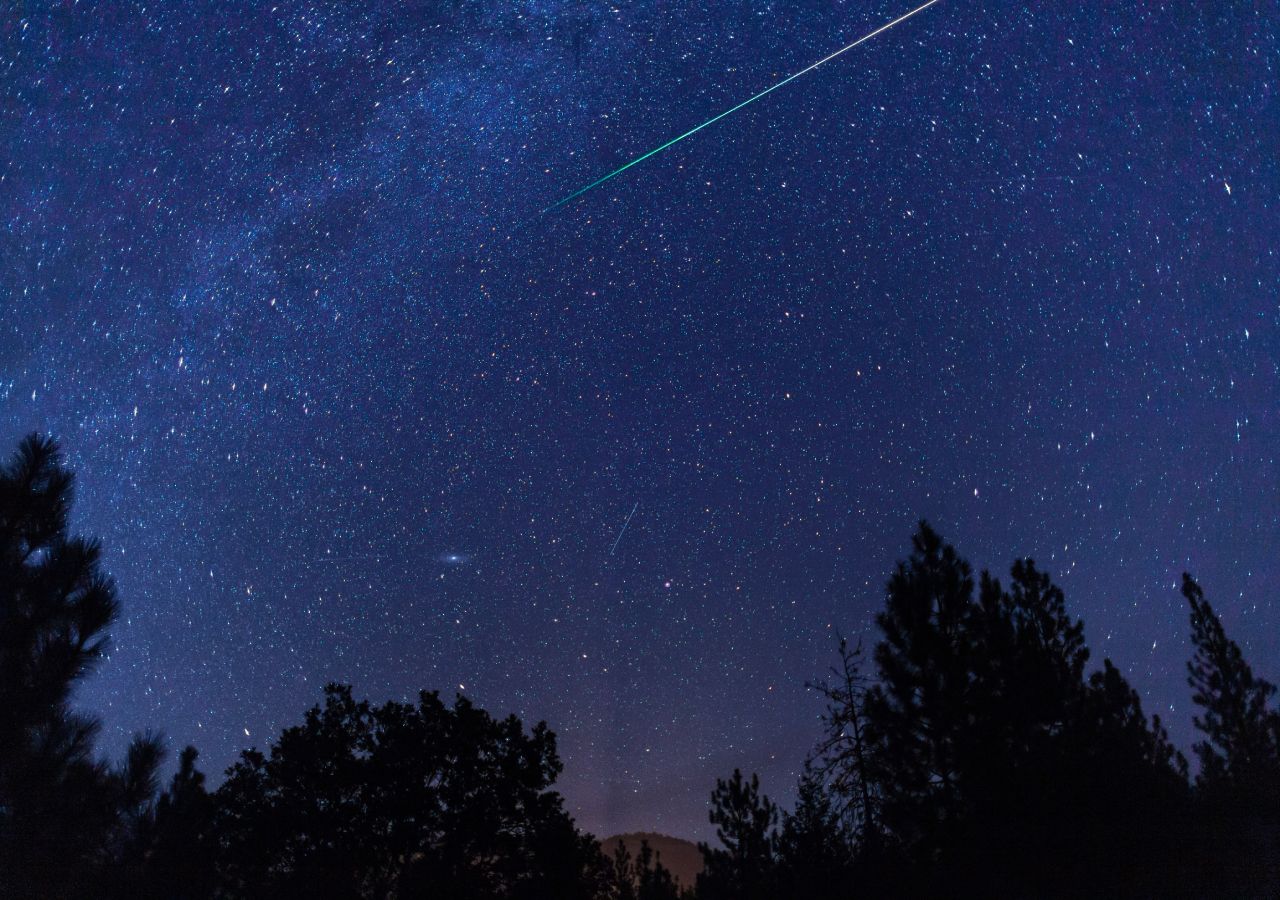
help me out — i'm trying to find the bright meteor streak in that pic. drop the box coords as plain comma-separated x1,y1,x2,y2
544,0,944,213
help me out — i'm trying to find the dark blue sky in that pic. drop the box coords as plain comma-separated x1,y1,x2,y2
3,1,1276,840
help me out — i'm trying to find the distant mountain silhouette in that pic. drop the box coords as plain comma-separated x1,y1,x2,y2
605,832,703,889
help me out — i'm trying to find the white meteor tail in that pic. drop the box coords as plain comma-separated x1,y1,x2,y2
609,502,639,556
544,0,944,213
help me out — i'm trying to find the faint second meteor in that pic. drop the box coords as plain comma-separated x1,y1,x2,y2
609,502,639,556
544,0,944,213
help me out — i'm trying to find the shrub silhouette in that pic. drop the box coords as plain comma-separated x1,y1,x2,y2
211,683,600,899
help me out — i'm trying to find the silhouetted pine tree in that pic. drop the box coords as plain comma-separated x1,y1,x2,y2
1183,573,1280,894
111,745,216,899
696,770,779,900
953,559,1095,891
603,838,688,900
862,523,974,861
634,839,686,900
967,559,1090,764
775,764,854,900
606,840,640,900
859,523,1192,895
1054,658,1191,895
0,434,164,899
809,637,880,849
1184,574,1280,788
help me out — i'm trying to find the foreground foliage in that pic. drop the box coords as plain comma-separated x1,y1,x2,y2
0,436,163,899
2,434,1277,897
702,524,1279,898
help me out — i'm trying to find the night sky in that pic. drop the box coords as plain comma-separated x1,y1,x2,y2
3,1,1277,841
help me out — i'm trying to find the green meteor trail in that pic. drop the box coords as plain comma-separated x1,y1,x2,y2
544,0,944,214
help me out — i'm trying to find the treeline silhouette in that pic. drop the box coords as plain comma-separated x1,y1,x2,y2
2,433,1277,898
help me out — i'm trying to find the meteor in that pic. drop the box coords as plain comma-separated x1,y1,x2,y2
609,502,639,556
544,0,944,213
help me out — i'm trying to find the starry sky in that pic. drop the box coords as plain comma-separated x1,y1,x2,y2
3,1,1277,841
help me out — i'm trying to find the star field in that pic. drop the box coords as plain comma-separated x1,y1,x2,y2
2,1,1277,840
